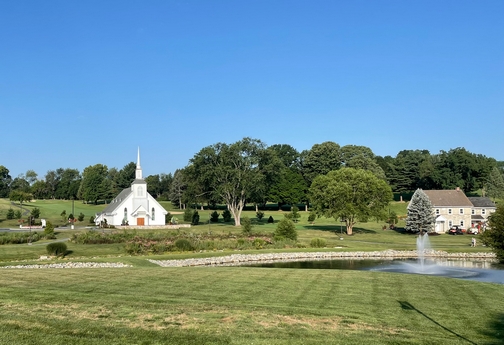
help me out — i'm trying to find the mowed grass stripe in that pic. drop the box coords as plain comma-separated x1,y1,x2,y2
1,267,503,344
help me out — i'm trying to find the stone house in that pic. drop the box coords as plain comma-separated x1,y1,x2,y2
422,188,497,233
467,197,497,230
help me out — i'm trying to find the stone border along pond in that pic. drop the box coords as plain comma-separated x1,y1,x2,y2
148,250,497,267
0,250,496,269
1,262,132,269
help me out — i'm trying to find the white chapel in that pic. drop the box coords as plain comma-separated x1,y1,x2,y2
94,149,168,226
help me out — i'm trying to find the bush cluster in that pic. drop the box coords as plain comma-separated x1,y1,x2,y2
0,232,39,245
46,242,67,256
310,238,327,248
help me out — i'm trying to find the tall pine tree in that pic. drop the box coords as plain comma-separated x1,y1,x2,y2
406,189,436,233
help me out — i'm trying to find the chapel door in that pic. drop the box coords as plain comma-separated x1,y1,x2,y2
137,218,145,226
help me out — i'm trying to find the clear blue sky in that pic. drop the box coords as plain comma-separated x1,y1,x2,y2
1,0,503,179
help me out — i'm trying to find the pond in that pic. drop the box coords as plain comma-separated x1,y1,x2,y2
244,258,504,284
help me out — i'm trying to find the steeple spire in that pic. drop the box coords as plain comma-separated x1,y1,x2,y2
135,147,143,180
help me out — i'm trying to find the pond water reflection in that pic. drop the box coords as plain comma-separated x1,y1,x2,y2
245,258,504,284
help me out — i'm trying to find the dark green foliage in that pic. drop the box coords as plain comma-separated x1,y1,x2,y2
406,189,435,233
481,205,504,263
68,213,74,220
46,242,67,256
14,210,22,219
44,221,55,238
191,211,200,225
241,217,253,236
267,215,274,223
30,207,40,220
89,216,95,224
60,210,66,222
175,238,194,251
78,212,85,222
256,211,264,220
274,218,297,241
183,208,193,222
165,212,172,224
388,211,398,225
0,232,39,245
290,205,301,222
210,211,220,223
222,209,232,222
307,212,316,223
6,208,14,220
310,238,326,248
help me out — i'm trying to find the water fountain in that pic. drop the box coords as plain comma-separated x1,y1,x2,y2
372,233,482,279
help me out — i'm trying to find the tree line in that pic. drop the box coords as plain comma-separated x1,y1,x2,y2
1,139,503,211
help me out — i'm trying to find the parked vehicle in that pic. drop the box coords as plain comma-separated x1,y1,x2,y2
467,227,479,235
448,226,464,235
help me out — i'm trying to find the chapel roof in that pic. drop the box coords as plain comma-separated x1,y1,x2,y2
99,188,132,215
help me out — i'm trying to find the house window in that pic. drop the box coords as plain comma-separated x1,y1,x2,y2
460,220,464,227
152,207,155,221
482,209,486,215
435,209,440,215
471,209,475,215
448,209,452,215
448,220,452,227
459,209,464,215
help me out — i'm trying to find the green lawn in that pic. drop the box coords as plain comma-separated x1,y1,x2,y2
1,266,503,344
1,198,501,344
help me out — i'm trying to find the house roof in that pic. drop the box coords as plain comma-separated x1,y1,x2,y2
467,197,496,208
423,189,473,207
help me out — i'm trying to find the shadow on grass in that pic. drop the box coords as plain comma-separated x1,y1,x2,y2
398,301,477,345
302,225,377,235
480,313,504,345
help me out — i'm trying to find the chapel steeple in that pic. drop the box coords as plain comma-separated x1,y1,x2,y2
135,147,143,180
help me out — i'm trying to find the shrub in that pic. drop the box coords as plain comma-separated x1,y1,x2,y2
165,212,172,224
308,212,316,223
267,215,274,223
89,216,95,224
183,209,194,222
6,208,14,220
175,238,193,251
46,242,67,257
222,209,232,222
310,238,327,248
252,238,266,249
14,210,22,219
290,206,301,223
44,221,55,239
78,212,85,222
256,211,264,221
241,217,253,236
274,218,297,241
191,211,200,225
210,211,220,223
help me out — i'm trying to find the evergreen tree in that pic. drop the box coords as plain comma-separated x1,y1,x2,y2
486,166,504,201
406,189,436,233
481,205,504,263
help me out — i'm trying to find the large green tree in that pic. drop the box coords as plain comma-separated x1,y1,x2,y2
301,141,341,185
310,168,393,235
187,138,279,226
169,169,187,209
481,205,504,263
405,189,436,233
0,166,12,197
78,164,110,204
